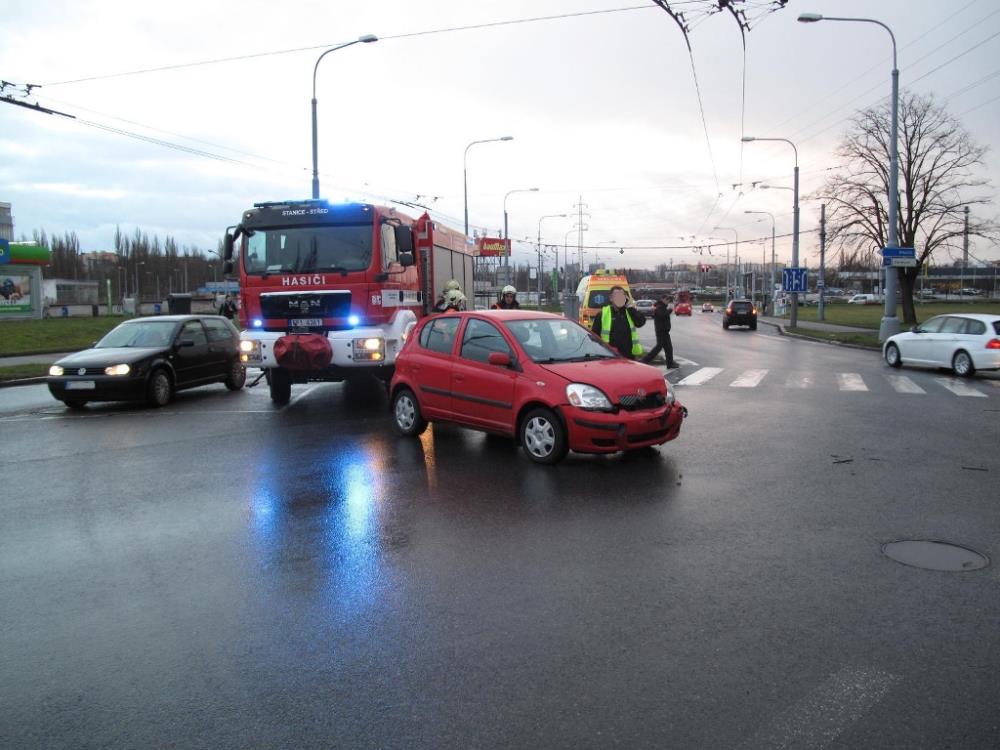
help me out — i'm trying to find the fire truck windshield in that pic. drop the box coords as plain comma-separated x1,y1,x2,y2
244,224,372,275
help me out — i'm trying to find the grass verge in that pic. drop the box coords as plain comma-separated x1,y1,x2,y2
785,327,881,349
779,301,999,328
0,317,128,356
0,363,50,382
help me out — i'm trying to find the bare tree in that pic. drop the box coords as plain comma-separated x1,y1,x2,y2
816,91,996,323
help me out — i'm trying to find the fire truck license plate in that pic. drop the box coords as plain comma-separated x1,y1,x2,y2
289,318,323,327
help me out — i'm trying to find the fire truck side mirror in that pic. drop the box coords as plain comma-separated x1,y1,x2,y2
222,231,235,275
394,225,415,255
398,251,415,268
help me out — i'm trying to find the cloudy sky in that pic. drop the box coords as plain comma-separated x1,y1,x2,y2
2,0,998,270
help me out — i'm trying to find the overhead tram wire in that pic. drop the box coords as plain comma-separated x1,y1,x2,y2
40,5,659,87
749,0,996,157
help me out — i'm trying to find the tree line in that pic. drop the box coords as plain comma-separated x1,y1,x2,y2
20,226,224,301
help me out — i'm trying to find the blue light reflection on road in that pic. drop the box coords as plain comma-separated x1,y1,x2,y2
247,436,393,620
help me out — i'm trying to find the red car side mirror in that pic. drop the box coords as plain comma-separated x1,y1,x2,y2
488,352,512,367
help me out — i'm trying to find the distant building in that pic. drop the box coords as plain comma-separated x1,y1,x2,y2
82,251,119,269
0,202,12,241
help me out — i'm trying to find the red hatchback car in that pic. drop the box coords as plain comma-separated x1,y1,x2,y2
390,310,687,464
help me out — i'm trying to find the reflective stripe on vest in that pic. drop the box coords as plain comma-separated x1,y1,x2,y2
601,305,643,356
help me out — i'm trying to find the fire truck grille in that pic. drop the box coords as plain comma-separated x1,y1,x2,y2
260,291,352,320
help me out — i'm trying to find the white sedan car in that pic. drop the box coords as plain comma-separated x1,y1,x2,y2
883,314,1000,377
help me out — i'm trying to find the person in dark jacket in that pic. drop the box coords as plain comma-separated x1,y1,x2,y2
591,286,645,360
642,293,678,367
218,294,237,320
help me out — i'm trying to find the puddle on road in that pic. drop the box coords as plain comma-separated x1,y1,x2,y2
882,540,990,572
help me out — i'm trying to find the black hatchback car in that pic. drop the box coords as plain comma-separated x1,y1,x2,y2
47,315,246,408
722,300,757,330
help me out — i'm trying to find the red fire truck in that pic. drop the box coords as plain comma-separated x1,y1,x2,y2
222,200,475,403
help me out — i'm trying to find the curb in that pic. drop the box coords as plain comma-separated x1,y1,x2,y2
759,319,881,352
0,377,48,389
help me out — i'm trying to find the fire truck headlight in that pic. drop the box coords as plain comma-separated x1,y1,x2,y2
240,339,263,363
352,337,385,361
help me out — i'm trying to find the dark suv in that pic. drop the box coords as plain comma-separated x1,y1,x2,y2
723,300,757,330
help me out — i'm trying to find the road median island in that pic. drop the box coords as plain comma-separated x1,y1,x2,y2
782,326,881,350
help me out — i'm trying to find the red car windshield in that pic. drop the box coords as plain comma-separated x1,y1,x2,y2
505,319,615,363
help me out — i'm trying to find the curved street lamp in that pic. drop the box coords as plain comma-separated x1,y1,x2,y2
713,226,739,299
798,11,900,340
536,214,567,301
742,135,800,323
311,34,378,199
745,210,777,311
503,187,538,284
464,136,513,235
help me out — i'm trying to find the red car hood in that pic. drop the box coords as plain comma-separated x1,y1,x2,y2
538,358,667,400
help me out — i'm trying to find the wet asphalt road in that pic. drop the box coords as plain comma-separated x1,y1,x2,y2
2,314,999,749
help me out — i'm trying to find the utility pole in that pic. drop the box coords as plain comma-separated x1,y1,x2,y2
962,205,969,293
818,203,827,321
573,197,588,274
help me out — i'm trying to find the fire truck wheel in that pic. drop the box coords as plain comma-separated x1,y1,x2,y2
225,360,247,390
269,368,292,404
392,388,427,436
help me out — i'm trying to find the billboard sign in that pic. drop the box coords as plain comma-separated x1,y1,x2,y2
0,273,33,314
478,237,509,257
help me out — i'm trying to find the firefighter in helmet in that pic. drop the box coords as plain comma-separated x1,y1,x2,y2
493,285,520,310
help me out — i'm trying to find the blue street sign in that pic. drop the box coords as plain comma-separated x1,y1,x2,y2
882,247,917,267
881,247,915,258
0,238,9,264
782,267,809,293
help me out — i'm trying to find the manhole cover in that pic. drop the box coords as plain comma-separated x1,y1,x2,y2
883,540,990,572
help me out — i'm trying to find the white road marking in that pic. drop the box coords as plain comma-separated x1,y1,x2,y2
935,378,987,398
742,666,899,750
837,373,868,392
785,374,814,389
884,374,926,394
673,356,700,367
676,367,723,386
729,369,769,388
288,384,319,406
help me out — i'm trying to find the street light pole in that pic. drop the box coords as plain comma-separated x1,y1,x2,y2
536,214,567,304
464,136,513,236
742,136,800,325
714,226,738,299
799,12,899,340
745,210,776,313
504,187,538,286
311,35,378,200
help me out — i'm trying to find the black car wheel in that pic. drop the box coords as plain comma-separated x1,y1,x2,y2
269,367,292,404
750,321,757,330
146,368,173,407
723,321,730,330
392,387,427,437
62,399,88,410
885,343,902,368
225,360,247,390
520,408,569,465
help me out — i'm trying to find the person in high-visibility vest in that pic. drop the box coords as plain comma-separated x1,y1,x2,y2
590,285,646,359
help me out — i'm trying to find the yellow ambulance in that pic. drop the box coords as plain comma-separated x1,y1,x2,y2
575,270,634,329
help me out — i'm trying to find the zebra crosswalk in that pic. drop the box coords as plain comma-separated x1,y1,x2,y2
672,367,998,398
